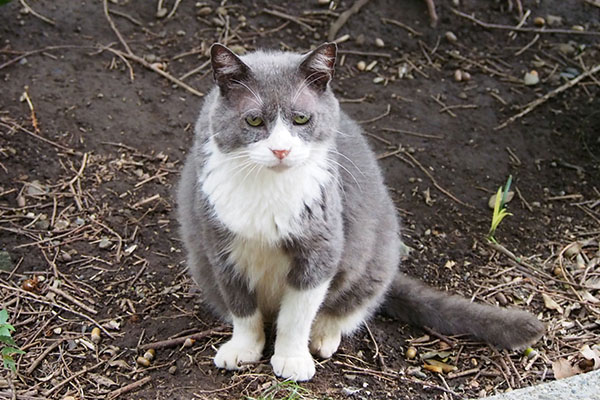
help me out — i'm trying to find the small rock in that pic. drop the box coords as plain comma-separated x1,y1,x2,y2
524,70,539,86
458,92,468,99
54,219,70,231
406,346,417,359
318,0,330,4
373,76,385,84
26,180,46,196
0,251,12,272
145,54,158,63
355,34,365,46
445,31,458,43
176,30,186,36
16,195,26,208
356,60,366,71
571,25,585,32
533,17,545,26
35,219,50,230
454,69,463,82
374,37,385,48
196,6,211,16
156,7,167,18
341,387,361,396
462,71,471,81
60,251,72,262
215,6,227,16
75,217,85,226
546,15,562,26
488,191,515,209
495,292,508,305
557,43,575,56
98,237,112,249
168,365,177,375
564,242,582,258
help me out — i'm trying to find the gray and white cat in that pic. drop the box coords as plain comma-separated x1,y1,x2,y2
177,43,544,381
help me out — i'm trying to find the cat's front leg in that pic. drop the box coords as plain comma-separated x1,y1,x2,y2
210,258,265,370
271,281,330,381
214,310,265,370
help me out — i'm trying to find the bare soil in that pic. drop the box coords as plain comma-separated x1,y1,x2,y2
1,1,599,399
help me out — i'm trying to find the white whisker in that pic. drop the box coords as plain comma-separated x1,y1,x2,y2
329,149,366,178
326,156,362,193
231,79,263,106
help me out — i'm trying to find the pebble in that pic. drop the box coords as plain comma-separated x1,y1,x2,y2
318,0,330,4
546,15,563,26
445,31,458,43
534,17,545,26
557,43,575,56
176,30,186,36
406,346,417,359
54,219,70,230
571,25,585,32
365,60,377,71
373,76,385,84
458,92,468,99
374,38,385,48
524,70,539,86
355,33,365,46
564,242,582,258
0,251,13,272
17,195,26,207
495,292,508,305
356,60,366,71
216,6,227,16
168,365,177,375
454,69,463,82
98,237,112,249
196,6,211,16
27,180,46,196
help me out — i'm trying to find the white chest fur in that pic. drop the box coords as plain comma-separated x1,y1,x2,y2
200,139,331,243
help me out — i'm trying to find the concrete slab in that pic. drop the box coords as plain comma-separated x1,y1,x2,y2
483,369,600,400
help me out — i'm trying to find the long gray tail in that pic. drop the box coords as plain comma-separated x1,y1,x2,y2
383,273,545,349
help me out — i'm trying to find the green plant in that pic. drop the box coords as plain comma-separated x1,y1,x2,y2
488,175,513,244
247,380,312,400
0,309,25,372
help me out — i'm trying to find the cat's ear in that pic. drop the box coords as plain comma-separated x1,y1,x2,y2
210,44,251,94
299,43,337,92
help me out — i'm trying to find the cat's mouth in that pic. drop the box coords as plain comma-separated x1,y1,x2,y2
268,163,292,172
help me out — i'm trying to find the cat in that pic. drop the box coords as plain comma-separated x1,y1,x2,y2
177,42,545,381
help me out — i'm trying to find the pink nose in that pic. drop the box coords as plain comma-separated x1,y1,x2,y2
271,148,290,160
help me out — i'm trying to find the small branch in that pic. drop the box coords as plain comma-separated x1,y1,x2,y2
103,0,133,55
104,47,204,97
107,376,152,399
328,0,371,41
357,104,391,124
19,0,55,26
139,326,229,350
496,64,600,130
381,17,422,36
452,8,600,36
401,150,473,209
262,9,315,32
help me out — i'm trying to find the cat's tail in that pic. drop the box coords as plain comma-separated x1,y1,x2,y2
383,273,545,349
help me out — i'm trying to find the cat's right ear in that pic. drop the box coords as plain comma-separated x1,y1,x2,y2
210,44,251,94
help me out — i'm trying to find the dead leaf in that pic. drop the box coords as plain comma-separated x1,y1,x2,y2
580,290,600,304
580,345,600,370
552,358,580,379
542,293,564,314
425,359,457,373
88,373,117,387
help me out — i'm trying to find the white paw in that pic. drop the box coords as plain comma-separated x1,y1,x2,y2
310,330,341,359
270,351,315,381
214,338,263,370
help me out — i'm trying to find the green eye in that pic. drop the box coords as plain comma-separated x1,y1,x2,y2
293,114,310,125
245,116,264,127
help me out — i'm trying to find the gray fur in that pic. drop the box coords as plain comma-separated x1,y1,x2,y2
177,43,544,351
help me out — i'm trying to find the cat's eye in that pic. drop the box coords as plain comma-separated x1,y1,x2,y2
245,116,264,127
293,114,310,125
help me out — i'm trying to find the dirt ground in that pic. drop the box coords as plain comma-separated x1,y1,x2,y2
1,0,599,399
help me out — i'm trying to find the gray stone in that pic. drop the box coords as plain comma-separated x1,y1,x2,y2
482,369,600,400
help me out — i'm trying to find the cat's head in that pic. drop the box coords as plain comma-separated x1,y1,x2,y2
204,43,340,170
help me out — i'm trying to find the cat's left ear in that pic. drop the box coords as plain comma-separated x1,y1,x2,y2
299,43,337,92
210,43,251,94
